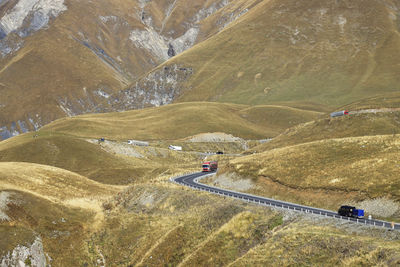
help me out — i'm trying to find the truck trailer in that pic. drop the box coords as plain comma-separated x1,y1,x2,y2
202,161,218,172
338,205,364,218
330,110,349,118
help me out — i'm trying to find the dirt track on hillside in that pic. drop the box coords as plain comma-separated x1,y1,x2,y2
350,108,400,115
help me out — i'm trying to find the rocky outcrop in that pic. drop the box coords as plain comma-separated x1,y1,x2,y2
129,26,200,61
129,0,233,61
0,191,12,221
102,64,193,111
0,237,49,267
0,0,67,56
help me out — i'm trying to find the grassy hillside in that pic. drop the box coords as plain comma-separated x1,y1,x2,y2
147,0,400,108
232,222,400,266
339,92,400,111
0,6,129,132
40,102,321,140
0,190,98,266
0,162,120,203
0,133,203,185
0,162,121,266
0,0,261,138
90,183,400,266
2,171,399,266
251,110,400,151
215,134,400,221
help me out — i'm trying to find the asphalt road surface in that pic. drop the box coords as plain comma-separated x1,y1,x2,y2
173,171,400,230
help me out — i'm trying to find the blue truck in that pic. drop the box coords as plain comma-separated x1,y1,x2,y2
338,205,364,218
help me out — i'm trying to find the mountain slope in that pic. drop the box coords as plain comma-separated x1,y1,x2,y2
2,0,399,140
0,0,256,140
38,102,322,140
0,162,120,266
251,110,400,152
115,0,400,111
0,133,203,184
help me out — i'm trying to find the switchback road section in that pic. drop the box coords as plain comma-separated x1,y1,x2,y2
172,172,400,231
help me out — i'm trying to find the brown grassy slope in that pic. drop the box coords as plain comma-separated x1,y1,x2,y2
0,0,263,135
151,0,400,108
40,102,321,140
231,223,400,266
0,161,121,265
0,133,202,185
0,190,97,266
92,183,400,266
217,134,400,218
339,92,400,111
0,35,125,122
0,162,119,203
187,0,263,42
96,184,272,266
0,12,129,130
0,134,145,185
252,110,400,152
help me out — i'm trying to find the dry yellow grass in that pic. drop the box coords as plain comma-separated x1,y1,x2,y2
0,132,206,185
231,223,400,266
0,161,124,263
96,182,400,266
217,134,400,219
40,102,320,140
252,110,400,151
2,164,399,266
156,0,400,110
0,162,121,209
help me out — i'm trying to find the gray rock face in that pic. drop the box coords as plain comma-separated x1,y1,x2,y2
0,237,48,267
0,191,12,221
0,0,67,56
167,43,176,57
0,113,44,140
102,64,193,111
129,0,234,61
169,27,199,55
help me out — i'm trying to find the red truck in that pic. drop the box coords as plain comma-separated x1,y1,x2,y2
202,161,218,172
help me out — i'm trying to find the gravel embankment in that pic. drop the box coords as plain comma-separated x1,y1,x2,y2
0,191,11,221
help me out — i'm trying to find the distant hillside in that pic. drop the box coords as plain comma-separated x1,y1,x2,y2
115,0,400,112
0,133,201,184
39,102,322,140
3,0,400,140
251,110,400,152
0,0,256,139
0,162,118,202
338,92,400,111
0,135,144,184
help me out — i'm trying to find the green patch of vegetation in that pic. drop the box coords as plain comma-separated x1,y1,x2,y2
24,257,31,266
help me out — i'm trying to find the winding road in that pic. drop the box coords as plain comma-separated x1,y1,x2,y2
173,171,400,230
